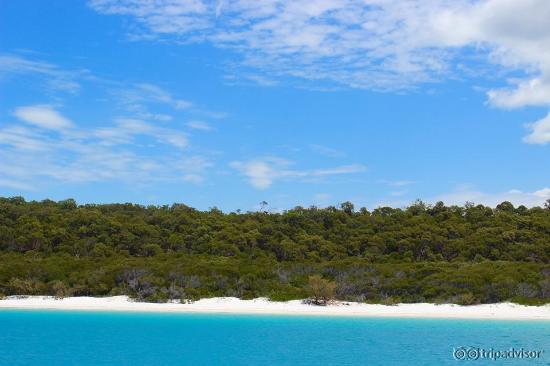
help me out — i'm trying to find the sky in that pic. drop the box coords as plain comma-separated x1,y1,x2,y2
0,0,549,211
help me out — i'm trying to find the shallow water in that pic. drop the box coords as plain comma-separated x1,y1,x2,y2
0,310,548,365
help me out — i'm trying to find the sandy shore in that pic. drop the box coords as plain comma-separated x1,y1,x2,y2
0,296,549,320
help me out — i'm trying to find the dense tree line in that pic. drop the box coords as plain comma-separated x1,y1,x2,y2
0,197,548,305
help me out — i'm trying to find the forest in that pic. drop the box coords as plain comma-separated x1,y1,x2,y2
0,196,548,305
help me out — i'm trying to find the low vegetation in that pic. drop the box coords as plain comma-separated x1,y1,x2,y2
0,197,548,305
306,275,336,305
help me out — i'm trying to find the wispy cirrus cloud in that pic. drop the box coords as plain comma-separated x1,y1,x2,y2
88,1,550,94
93,118,189,148
1,53,196,118
131,83,192,110
186,120,213,131
0,53,225,191
0,54,84,93
89,0,455,89
0,103,207,190
108,82,193,119
230,156,366,189
89,0,550,145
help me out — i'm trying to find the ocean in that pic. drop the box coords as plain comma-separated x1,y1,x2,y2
0,310,547,365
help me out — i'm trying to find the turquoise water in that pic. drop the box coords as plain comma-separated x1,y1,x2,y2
0,310,548,365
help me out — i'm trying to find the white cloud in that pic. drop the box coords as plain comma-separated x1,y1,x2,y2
231,74,279,87
428,0,550,109
0,55,225,191
138,112,174,121
488,77,550,109
311,164,365,176
0,126,51,151
93,118,188,148
0,113,205,190
523,113,550,144
1,55,197,123
87,0,550,93
230,157,287,189
433,185,550,207
89,0,210,35
186,120,212,131
0,135,207,190
113,83,193,114
374,185,550,208
134,83,192,109
88,0,550,148
230,156,366,189
13,105,74,130
89,0,451,89
0,54,58,75
0,54,83,93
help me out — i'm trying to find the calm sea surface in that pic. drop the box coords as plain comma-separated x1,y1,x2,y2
0,310,548,365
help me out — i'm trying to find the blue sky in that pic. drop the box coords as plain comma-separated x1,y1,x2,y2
1,0,549,211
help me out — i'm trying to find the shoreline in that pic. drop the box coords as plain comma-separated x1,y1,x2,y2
0,296,549,320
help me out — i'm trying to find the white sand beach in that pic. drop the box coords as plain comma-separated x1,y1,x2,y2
0,296,549,320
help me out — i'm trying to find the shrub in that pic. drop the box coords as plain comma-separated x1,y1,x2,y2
49,280,70,299
306,275,336,305
455,292,477,305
